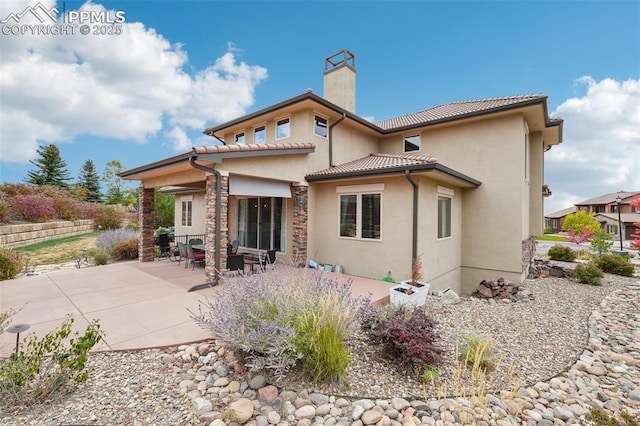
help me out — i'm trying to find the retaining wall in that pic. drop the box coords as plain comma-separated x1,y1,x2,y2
0,220,95,248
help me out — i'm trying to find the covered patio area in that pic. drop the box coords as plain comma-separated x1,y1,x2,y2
0,260,392,357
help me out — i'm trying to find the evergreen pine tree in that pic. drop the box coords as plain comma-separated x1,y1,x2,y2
25,144,72,188
77,159,102,202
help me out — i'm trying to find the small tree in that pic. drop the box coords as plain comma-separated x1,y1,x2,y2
590,229,613,255
25,144,72,189
102,160,136,206
154,189,174,228
77,160,102,202
562,210,601,235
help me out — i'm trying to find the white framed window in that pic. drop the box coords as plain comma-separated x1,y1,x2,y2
276,117,290,140
437,186,453,239
337,184,383,240
314,115,328,138
404,134,421,152
235,132,245,144
254,125,266,144
181,197,193,227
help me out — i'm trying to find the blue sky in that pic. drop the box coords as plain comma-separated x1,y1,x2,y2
0,0,638,214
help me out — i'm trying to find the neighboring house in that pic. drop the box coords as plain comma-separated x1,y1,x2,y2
544,206,576,233
121,49,563,295
544,191,640,239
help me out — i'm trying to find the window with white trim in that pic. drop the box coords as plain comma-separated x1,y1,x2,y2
314,115,328,138
276,118,290,140
338,190,382,240
235,132,245,144
404,134,421,152
254,126,266,144
437,187,453,239
181,197,193,227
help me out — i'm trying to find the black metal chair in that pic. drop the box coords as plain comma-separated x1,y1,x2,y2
157,233,171,258
185,244,205,270
226,254,245,274
176,242,188,267
260,250,277,271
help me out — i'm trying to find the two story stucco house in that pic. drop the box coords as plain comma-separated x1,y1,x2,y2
121,49,563,295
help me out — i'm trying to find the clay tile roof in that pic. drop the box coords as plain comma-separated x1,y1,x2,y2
193,142,315,155
308,153,437,178
375,94,549,130
575,191,640,205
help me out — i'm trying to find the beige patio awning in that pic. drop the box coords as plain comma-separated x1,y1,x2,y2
229,175,292,198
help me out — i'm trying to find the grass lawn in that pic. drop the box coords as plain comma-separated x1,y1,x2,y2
536,234,568,242
14,232,101,266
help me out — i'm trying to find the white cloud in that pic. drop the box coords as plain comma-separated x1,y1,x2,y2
545,76,640,214
0,0,267,163
163,126,191,152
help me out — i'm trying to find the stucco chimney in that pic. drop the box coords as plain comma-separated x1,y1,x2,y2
323,49,356,112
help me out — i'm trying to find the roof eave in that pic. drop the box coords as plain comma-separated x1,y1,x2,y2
196,146,315,164
306,163,481,188
119,152,193,179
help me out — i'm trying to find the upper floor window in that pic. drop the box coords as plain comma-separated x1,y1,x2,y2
276,118,290,140
404,134,421,152
235,132,245,144
314,115,328,138
254,126,266,144
611,205,618,213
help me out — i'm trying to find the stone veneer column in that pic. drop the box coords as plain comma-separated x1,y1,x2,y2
291,183,308,267
204,173,229,282
139,185,155,262
522,236,536,275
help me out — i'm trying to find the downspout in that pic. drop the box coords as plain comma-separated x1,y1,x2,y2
404,170,418,262
328,113,346,167
188,155,221,290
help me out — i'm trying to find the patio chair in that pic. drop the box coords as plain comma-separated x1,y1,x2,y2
260,250,277,272
227,239,239,255
226,254,245,275
176,242,188,267
157,233,172,259
185,243,205,270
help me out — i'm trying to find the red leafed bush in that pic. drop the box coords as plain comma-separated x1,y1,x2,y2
361,304,442,367
0,192,10,224
10,195,56,222
74,202,99,219
0,183,35,197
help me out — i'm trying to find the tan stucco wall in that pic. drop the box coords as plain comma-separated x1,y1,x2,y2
308,175,465,294
174,191,206,237
529,132,544,236
380,114,535,293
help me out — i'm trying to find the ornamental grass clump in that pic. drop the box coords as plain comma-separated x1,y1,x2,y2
191,269,370,382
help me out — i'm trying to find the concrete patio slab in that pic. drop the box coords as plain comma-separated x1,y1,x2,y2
0,259,392,358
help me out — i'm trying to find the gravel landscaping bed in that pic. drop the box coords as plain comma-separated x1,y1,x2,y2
2,271,638,425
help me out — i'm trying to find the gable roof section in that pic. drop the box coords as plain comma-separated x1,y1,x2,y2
204,91,562,137
575,191,640,205
376,94,559,131
306,153,481,187
545,206,576,219
595,212,640,224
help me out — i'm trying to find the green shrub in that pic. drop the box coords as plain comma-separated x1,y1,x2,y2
584,408,640,425
593,253,635,277
572,263,604,285
0,316,102,406
418,364,439,382
459,333,496,371
547,245,577,262
590,230,613,255
0,248,24,281
93,205,123,230
543,226,555,234
191,270,370,382
380,271,395,283
93,250,110,265
125,221,139,231
111,238,139,260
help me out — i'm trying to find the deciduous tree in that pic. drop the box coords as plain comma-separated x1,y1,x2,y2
563,210,601,235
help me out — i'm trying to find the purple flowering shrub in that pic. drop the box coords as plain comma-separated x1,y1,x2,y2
361,304,442,368
96,228,139,252
191,269,371,381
